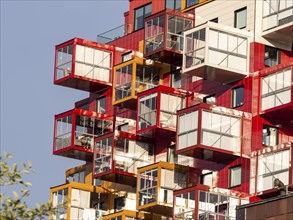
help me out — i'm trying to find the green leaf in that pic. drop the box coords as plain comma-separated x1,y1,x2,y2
12,191,18,200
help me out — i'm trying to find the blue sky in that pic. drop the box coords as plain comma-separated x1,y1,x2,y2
1,0,128,207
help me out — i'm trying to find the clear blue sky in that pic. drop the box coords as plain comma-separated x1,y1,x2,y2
0,0,128,207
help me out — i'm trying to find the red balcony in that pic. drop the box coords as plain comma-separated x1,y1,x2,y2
93,131,154,185
136,85,189,138
182,22,252,83
259,64,293,124
250,143,293,200
144,9,194,65
173,184,249,220
53,108,114,161
176,103,252,163
54,38,115,92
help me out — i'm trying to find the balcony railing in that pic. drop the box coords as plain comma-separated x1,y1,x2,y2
183,22,252,83
97,24,131,44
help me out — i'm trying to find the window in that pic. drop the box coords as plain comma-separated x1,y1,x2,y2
229,166,241,187
138,93,157,130
114,197,125,212
264,46,281,67
178,111,198,150
166,0,181,11
203,94,216,105
171,69,181,89
200,172,213,186
262,125,278,146
134,3,152,31
67,170,85,183
96,97,106,114
234,7,247,29
139,168,158,205
122,52,132,63
232,86,244,108
167,145,177,163
186,0,199,8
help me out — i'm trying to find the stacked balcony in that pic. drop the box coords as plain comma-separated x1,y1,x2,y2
93,132,154,185
137,85,187,138
54,38,114,92
50,182,109,220
259,64,293,123
112,57,168,109
144,9,194,65
176,103,252,163
250,143,293,199
53,108,114,161
137,161,188,216
262,0,293,45
174,184,249,220
182,22,252,83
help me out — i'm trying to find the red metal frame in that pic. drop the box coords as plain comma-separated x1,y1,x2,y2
175,103,251,163
136,85,190,138
54,38,118,92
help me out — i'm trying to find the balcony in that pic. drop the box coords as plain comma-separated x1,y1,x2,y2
260,64,293,123
262,0,293,45
174,184,249,220
176,103,252,163
54,38,114,92
50,182,109,220
102,210,149,220
137,85,188,138
250,143,293,200
53,108,114,161
93,132,154,185
144,9,194,65
137,161,188,216
112,57,168,109
182,22,252,83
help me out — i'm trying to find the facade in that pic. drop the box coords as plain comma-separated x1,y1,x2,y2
51,0,293,219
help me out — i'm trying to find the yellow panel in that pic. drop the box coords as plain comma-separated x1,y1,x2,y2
182,0,214,12
139,40,144,53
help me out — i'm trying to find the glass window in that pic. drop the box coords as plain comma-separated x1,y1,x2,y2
200,172,213,186
171,69,181,88
166,0,181,11
203,94,216,105
122,52,132,63
262,125,278,146
96,97,106,114
234,7,247,29
114,197,125,212
134,3,152,31
139,168,158,206
232,86,244,108
186,0,199,8
229,166,241,187
264,46,281,67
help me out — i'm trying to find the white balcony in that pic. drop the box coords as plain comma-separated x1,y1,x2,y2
183,22,252,83
262,0,293,45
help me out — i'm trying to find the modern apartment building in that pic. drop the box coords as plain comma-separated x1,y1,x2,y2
51,0,293,219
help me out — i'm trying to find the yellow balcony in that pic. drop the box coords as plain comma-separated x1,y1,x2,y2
112,57,169,109
137,161,188,216
50,182,110,220
102,210,149,220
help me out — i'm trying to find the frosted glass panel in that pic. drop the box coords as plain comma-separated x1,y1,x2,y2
209,29,218,48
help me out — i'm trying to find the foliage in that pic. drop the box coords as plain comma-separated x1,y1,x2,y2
0,152,56,220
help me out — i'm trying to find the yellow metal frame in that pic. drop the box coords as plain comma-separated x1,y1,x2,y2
181,0,214,12
50,182,110,219
136,161,176,210
112,57,170,106
102,209,146,220
65,163,93,185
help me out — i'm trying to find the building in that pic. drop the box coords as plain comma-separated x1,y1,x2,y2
51,0,293,219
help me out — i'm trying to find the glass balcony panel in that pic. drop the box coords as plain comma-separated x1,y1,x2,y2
138,168,158,206
52,188,68,219
55,116,72,151
145,16,164,54
56,45,73,80
94,137,113,175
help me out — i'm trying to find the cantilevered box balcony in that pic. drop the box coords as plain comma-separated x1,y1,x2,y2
250,143,293,200
137,85,187,138
54,38,114,92
182,22,252,83
137,161,188,216
174,184,249,220
262,0,293,45
176,103,252,163
144,9,194,65
50,182,109,220
53,108,114,161
260,64,293,123
113,57,168,109
93,132,154,185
